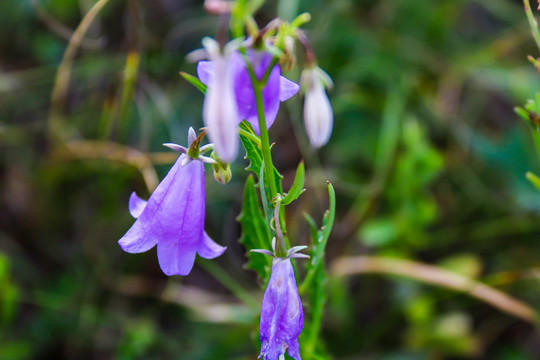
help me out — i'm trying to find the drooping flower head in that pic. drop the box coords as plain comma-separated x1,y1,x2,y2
301,66,333,149
201,37,240,163
198,48,299,135
259,257,304,360
118,128,226,276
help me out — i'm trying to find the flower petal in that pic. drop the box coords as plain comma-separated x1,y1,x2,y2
118,157,185,254
304,81,333,148
154,157,205,275
198,232,227,259
158,241,197,276
197,61,214,85
259,258,304,360
203,55,239,162
279,76,300,102
128,192,147,219
286,339,301,360
231,51,282,134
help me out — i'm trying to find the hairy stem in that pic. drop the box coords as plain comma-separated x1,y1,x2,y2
524,0,540,51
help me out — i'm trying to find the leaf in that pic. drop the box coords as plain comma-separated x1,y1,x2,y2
514,106,531,124
526,171,540,192
239,121,263,174
299,182,336,294
299,184,335,360
282,161,305,205
237,175,272,280
179,71,206,94
239,120,283,198
300,264,330,360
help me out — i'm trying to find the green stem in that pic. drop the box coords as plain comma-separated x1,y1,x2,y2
533,129,540,162
198,260,259,310
239,128,262,147
242,55,278,200
524,0,540,51
261,57,279,86
254,82,278,199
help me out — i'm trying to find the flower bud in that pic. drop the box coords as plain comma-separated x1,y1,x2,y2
211,152,232,185
301,67,334,149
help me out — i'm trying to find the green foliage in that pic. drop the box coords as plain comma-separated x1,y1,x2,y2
237,175,272,280
361,119,443,249
526,171,540,192
300,182,335,293
239,121,264,175
180,71,207,94
0,254,18,325
116,318,157,360
282,161,305,205
239,120,283,199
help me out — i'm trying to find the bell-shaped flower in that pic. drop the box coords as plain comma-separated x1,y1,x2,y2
259,257,304,360
198,49,299,135
118,129,226,276
301,67,333,149
202,37,240,163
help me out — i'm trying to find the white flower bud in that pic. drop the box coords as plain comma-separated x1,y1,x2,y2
302,68,333,149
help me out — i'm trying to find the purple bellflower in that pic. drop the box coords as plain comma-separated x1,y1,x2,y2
259,257,304,360
198,49,300,135
118,128,226,276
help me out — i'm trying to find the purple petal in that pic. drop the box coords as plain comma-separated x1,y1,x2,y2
198,232,227,259
279,76,300,102
158,239,197,276
232,51,281,135
119,154,205,268
128,192,147,219
203,55,239,162
118,156,185,254
154,155,206,275
259,258,303,360
197,61,213,85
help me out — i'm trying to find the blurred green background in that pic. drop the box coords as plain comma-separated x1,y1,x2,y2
1,0,540,359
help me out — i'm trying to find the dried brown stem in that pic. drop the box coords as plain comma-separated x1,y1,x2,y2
331,256,539,325
48,0,112,142
50,140,159,192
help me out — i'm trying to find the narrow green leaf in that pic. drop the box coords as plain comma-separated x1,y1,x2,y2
239,121,263,174
237,175,272,280
239,120,283,197
515,107,531,124
526,171,540,192
299,182,336,295
179,71,206,94
282,161,305,205
304,213,318,241
300,264,330,360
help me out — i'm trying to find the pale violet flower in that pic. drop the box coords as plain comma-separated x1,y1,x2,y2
118,128,226,276
259,257,304,360
202,37,240,163
301,67,333,149
198,49,299,135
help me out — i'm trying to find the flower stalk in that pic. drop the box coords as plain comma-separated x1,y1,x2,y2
524,0,540,51
244,58,279,200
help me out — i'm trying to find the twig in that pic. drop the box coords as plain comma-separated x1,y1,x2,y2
50,140,159,192
30,0,103,50
331,256,539,325
48,0,113,142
